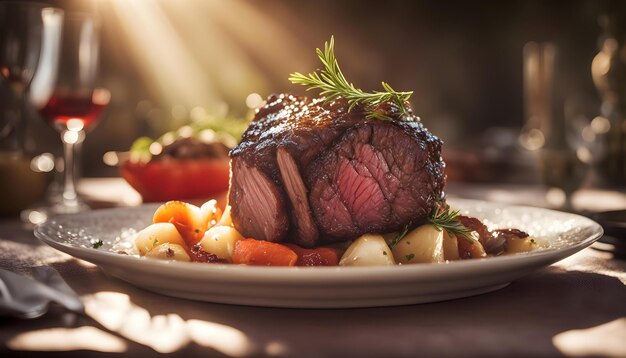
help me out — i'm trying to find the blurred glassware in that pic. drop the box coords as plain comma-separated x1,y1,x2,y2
522,42,589,210
0,2,62,153
591,14,626,186
0,152,50,217
522,42,556,150
0,3,62,216
537,149,587,209
27,12,109,219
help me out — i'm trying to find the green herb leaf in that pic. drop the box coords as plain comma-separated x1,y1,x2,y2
428,203,474,244
388,223,411,249
405,253,415,261
289,36,413,120
92,240,104,249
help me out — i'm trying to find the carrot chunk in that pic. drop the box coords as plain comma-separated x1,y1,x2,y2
232,239,297,266
153,201,207,246
285,244,339,266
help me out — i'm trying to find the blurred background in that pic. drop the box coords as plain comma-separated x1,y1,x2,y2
1,0,626,214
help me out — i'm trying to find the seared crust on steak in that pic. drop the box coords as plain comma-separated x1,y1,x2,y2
229,93,445,246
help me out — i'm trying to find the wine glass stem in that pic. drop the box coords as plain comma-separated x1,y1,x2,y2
61,129,85,205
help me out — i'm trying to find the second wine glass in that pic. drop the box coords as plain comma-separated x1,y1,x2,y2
32,12,109,215
0,2,60,152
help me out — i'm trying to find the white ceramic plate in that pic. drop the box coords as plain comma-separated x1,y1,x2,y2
34,199,603,308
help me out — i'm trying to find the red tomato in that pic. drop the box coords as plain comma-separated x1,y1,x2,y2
120,158,230,202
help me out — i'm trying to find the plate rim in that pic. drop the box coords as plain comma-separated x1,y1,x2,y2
33,198,604,281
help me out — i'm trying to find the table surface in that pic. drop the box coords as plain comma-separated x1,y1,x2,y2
1,179,625,357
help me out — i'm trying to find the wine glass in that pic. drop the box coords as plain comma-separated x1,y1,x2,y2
537,148,587,210
32,12,109,215
0,3,62,153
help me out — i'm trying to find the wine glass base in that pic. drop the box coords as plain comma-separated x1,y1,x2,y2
21,198,90,225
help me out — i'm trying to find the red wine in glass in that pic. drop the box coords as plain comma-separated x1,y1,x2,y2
39,90,109,129
28,12,104,216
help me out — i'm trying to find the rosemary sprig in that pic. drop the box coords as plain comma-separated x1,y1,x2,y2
289,36,413,120
428,204,475,244
388,223,411,249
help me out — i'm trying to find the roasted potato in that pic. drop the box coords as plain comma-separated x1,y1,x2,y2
339,234,396,266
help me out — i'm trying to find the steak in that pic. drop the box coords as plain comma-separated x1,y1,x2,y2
229,93,445,247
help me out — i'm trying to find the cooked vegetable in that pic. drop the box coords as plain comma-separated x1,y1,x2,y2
153,201,207,246
339,234,396,266
457,232,487,259
145,243,191,262
285,244,340,266
198,226,244,262
135,222,187,255
217,205,233,227
505,236,537,254
391,224,444,264
132,194,529,266
429,204,474,244
232,239,298,266
442,231,460,260
200,199,222,227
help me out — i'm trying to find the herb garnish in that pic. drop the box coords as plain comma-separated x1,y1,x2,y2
289,36,413,120
405,253,415,261
428,204,474,244
388,204,474,248
92,240,104,249
388,223,411,249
